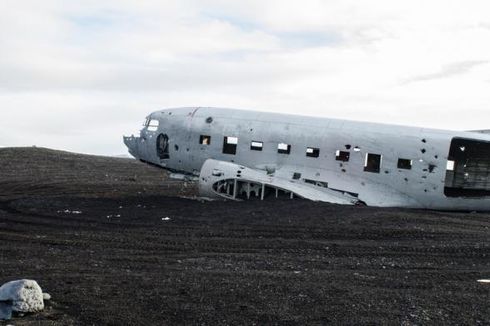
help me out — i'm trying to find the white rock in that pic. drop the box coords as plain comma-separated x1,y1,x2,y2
42,293,51,300
0,280,44,312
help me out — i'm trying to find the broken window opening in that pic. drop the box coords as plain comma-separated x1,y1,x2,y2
222,136,238,155
397,158,412,170
156,134,169,159
147,119,159,131
293,172,301,180
278,143,291,154
364,153,382,173
199,135,211,145
306,147,320,158
250,141,263,151
336,150,350,162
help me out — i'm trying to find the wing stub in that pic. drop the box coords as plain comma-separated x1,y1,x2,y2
199,159,362,205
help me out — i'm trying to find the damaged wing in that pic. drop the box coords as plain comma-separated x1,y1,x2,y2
199,159,361,205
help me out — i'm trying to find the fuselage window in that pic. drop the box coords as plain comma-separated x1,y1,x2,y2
364,153,382,173
336,150,350,162
251,141,263,151
156,134,169,159
306,147,320,158
397,158,412,170
200,135,211,145
147,119,159,132
278,143,291,154
223,136,238,155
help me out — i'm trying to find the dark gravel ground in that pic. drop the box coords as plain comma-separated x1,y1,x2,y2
0,147,489,325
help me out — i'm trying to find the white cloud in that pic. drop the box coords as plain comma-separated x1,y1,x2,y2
1,0,490,154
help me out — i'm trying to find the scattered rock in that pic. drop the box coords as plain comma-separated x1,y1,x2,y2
0,279,44,312
43,293,52,300
57,209,82,214
0,301,13,320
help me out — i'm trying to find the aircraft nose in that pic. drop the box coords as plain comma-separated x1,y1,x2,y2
123,135,140,159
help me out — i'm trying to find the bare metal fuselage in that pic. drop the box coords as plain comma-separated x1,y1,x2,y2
124,107,490,211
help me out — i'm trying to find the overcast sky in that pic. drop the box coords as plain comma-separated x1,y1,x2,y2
1,0,490,155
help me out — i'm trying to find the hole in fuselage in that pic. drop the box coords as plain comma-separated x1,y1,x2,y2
445,137,490,197
156,134,169,160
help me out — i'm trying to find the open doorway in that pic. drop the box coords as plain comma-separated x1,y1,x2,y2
157,134,169,159
445,137,490,197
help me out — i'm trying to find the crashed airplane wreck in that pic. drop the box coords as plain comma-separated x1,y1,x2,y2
124,107,490,211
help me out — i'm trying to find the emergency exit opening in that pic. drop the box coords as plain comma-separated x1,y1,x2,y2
444,137,490,197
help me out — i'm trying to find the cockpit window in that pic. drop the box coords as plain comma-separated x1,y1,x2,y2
147,119,159,131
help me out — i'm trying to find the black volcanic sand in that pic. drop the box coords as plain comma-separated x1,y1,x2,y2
0,147,196,201
0,148,489,325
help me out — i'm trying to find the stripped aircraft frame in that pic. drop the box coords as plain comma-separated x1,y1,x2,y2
124,107,490,211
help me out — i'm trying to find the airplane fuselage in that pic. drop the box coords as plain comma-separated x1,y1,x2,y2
124,107,490,211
